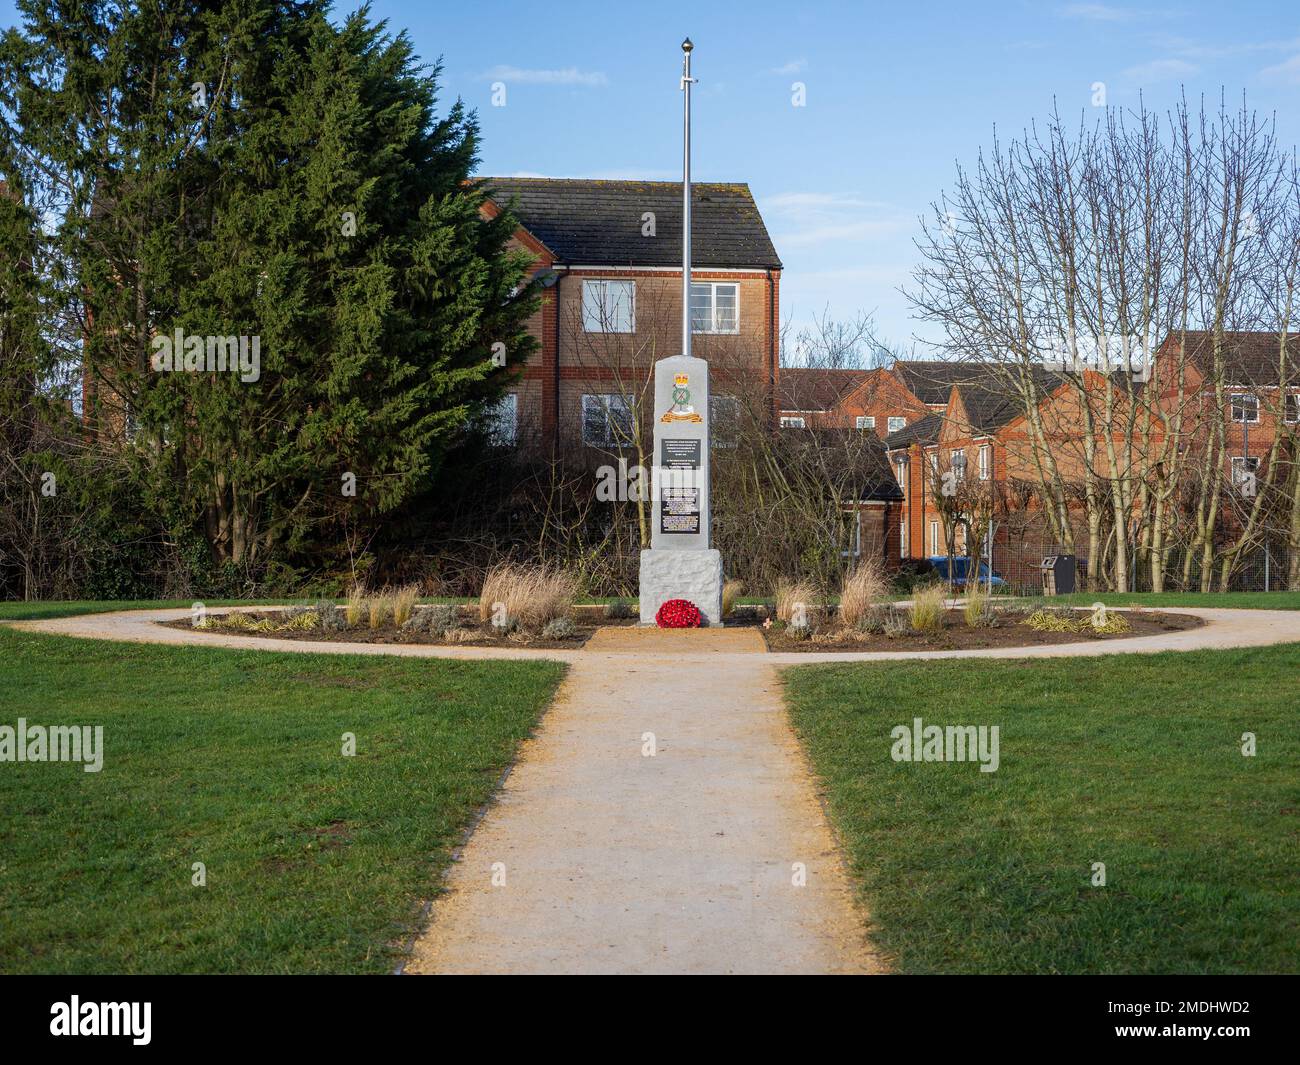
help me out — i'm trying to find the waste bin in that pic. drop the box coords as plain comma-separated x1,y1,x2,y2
1041,554,1077,596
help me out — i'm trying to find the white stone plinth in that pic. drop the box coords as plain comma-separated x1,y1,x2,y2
639,548,724,626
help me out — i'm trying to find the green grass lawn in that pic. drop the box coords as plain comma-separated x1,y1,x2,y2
784,645,1300,974
1006,590,1300,610
0,625,565,974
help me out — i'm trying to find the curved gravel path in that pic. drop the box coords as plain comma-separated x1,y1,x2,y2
10,604,1300,663
10,605,1300,974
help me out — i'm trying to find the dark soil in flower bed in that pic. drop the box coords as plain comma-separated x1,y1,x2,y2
159,610,625,649
761,608,1203,653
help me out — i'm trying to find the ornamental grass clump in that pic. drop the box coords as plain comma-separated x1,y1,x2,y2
392,583,420,628
838,564,885,628
479,562,577,630
367,594,391,630
910,585,946,634
775,580,819,627
722,579,744,618
345,586,365,628
963,589,996,629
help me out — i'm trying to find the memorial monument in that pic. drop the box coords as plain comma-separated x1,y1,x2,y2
638,38,725,625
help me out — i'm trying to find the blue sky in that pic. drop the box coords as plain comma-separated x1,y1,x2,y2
6,0,1300,350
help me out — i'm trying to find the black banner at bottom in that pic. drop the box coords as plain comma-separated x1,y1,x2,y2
0,974,1293,1052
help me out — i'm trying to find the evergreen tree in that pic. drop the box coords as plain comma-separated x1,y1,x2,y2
1,1,537,580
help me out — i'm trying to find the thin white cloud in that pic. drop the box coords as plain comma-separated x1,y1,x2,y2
772,59,806,75
1060,3,1180,21
762,191,910,248
1122,57,1198,83
480,65,608,87
1061,3,1140,20
1260,53,1300,85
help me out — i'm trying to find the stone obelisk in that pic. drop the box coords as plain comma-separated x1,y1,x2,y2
638,37,724,626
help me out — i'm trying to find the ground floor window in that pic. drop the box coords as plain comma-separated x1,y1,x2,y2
486,393,517,446
582,393,635,447
900,520,907,558
930,520,941,556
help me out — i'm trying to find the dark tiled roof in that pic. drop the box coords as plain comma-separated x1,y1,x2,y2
1177,330,1299,387
884,411,942,449
480,177,782,268
891,360,995,406
956,368,1067,433
777,368,867,411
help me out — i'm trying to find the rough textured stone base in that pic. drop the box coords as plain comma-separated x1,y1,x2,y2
639,548,724,626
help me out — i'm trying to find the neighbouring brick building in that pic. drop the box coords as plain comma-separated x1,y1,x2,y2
480,177,784,454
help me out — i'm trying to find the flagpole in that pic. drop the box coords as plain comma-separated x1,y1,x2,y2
681,37,694,359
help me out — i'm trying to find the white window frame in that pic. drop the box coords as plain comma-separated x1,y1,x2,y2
486,393,517,446
780,415,806,429
582,279,635,334
930,520,941,556
887,415,906,433
894,456,908,493
1230,393,1259,423
581,393,634,447
1285,393,1300,423
978,443,991,480
689,281,739,335
899,520,908,558
856,415,876,430
1230,455,1260,488
951,449,967,481
839,510,862,559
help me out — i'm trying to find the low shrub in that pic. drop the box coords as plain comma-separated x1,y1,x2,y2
604,598,635,620
314,600,345,633
787,620,814,641
542,617,579,640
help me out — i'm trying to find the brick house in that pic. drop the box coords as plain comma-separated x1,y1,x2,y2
884,367,1113,585
479,178,783,454
776,360,978,438
1156,331,1300,498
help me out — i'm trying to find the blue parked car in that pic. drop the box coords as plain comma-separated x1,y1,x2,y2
926,556,1007,588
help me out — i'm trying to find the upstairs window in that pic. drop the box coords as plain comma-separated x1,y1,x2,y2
582,393,634,447
1285,394,1300,423
856,415,876,430
582,280,635,333
780,416,806,429
690,282,739,334
887,415,906,433
1230,393,1259,423
978,444,991,480
951,449,967,481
